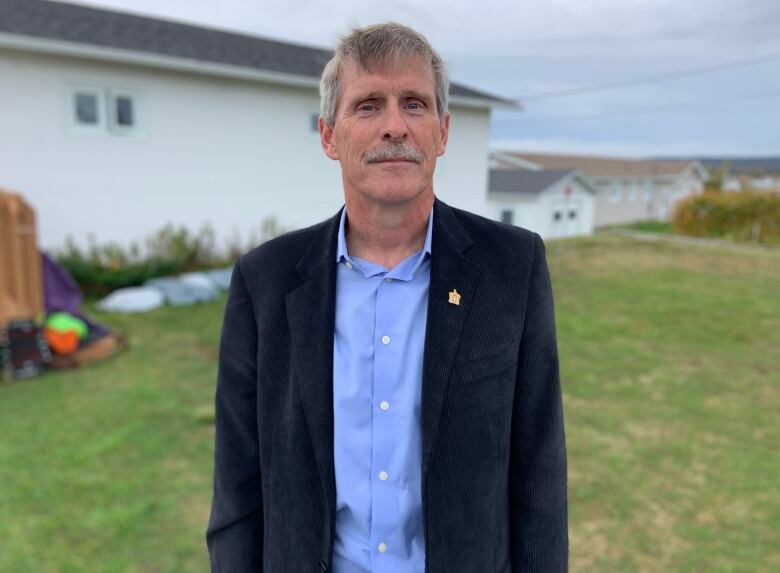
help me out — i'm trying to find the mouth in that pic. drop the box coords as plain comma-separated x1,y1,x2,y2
374,158,417,163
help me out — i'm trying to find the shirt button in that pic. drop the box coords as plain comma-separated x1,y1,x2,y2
378,543,388,553
384,277,392,282
378,471,388,481
381,335,390,345
345,261,353,270
380,401,390,411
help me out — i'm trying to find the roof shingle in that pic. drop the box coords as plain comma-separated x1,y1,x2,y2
503,152,699,178
489,169,574,194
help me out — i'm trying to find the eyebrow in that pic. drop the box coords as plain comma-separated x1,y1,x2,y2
348,90,433,107
351,91,384,105
400,90,433,102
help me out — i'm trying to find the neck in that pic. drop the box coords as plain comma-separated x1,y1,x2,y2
344,193,434,269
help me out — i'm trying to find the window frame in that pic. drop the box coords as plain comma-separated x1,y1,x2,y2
107,88,142,136
67,86,106,133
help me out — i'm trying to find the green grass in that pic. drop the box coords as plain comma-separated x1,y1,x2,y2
1,235,778,572
599,220,675,234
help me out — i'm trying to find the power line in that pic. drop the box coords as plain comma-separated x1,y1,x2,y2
517,52,780,102
515,88,780,125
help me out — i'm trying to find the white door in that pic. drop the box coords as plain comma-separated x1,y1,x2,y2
551,202,581,237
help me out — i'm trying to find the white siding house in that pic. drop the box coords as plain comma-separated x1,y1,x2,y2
0,0,514,252
491,151,709,227
488,170,596,239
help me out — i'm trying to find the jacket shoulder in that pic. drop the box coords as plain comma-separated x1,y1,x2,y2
235,218,331,286
448,205,541,263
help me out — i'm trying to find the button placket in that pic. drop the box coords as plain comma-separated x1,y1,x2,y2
370,274,397,566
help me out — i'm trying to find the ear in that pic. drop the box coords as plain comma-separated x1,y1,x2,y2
436,111,450,157
319,116,339,160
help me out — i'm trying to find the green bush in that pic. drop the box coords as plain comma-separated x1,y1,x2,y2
55,218,285,296
671,190,780,244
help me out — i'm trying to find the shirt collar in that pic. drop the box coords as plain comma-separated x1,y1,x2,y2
336,204,434,279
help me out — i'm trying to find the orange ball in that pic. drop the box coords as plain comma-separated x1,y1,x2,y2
45,329,80,355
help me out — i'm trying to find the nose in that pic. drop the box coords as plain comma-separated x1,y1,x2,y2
382,103,408,141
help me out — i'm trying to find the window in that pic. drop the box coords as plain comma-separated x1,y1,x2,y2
553,210,563,222
568,210,577,220
643,180,653,202
501,209,513,225
628,183,638,202
108,90,141,135
75,92,99,124
70,88,105,131
115,96,134,127
609,183,621,204
68,86,142,136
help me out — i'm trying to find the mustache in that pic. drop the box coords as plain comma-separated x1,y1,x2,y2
365,143,423,164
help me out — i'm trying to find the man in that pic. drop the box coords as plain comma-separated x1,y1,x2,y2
206,23,568,572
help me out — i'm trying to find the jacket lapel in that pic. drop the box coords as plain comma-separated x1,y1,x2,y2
421,199,482,479
284,209,342,522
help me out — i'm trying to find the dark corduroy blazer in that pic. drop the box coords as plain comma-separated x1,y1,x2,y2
206,198,568,572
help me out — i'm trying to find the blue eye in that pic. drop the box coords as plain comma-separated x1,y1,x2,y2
359,104,375,112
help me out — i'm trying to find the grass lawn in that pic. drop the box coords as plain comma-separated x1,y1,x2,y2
1,235,778,572
598,220,675,234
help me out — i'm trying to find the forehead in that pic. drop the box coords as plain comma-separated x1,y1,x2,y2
339,56,436,99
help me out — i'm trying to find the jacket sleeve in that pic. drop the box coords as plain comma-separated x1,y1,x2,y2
206,257,264,571
509,232,569,571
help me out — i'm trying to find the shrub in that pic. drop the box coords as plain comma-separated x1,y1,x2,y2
671,191,780,244
55,218,285,296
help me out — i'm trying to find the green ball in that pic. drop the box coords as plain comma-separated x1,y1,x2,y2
45,312,89,339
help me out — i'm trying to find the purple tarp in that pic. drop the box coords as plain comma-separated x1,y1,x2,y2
41,251,110,343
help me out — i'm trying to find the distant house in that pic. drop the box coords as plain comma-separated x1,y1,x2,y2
488,169,596,238
747,176,780,195
723,176,780,195
0,0,515,251
722,177,743,192
491,151,709,226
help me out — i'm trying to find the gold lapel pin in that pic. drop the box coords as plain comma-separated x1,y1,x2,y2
448,289,461,306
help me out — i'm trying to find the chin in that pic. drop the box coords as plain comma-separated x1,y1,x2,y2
369,183,427,205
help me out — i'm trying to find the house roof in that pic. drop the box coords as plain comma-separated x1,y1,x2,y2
0,0,513,106
488,169,576,194
499,151,705,178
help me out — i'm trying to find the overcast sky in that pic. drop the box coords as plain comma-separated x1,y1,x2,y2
69,0,780,157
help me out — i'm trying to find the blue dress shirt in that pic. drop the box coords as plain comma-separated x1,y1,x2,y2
332,205,433,573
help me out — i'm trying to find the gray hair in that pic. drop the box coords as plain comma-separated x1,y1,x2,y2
319,22,449,127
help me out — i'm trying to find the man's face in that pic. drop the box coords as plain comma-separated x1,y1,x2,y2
320,57,450,207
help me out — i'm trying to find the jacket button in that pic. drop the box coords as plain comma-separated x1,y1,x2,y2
319,559,328,572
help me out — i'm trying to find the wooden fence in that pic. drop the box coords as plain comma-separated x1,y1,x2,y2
0,190,43,325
